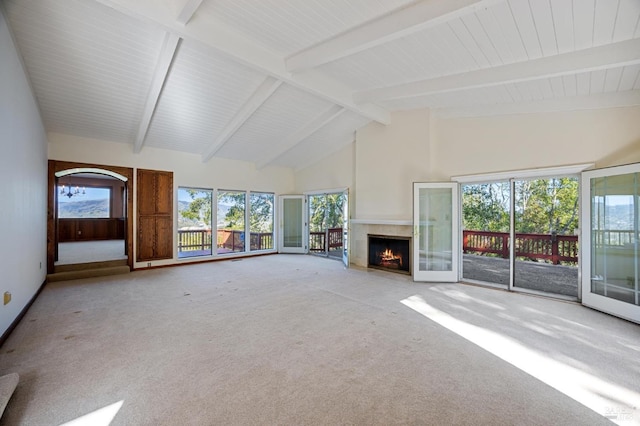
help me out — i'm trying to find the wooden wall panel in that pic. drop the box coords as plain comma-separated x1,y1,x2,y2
58,218,125,242
137,169,173,262
155,172,173,215
48,160,134,273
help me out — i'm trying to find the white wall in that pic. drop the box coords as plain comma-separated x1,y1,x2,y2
355,109,432,221
0,9,48,337
49,133,295,193
433,106,640,179
349,106,640,219
294,142,354,194
48,133,295,268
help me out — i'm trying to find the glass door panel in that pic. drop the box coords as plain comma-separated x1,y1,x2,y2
513,178,579,297
177,187,213,258
582,165,640,323
461,182,510,286
308,194,327,256
307,192,346,260
279,196,306,253
249,192,274,251
342,190,349,268
217,191,246,254
413,183,458,282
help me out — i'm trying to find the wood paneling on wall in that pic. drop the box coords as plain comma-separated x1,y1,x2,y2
58,218,125,242
47,160,134,273
137,169,173,262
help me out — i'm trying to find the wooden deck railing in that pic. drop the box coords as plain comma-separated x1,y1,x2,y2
593,230,636,246
463,230,579,264
309,227,343,252
178,229,273,252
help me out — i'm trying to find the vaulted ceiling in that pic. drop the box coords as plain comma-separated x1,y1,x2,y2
4,0,640,170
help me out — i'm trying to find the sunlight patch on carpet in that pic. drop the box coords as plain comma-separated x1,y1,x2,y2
60,400,124,426
401,295,639,425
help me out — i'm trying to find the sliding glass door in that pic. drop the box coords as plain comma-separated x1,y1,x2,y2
459,175,580,298
582,164,640,323
461,181,510,286
513,178,579,297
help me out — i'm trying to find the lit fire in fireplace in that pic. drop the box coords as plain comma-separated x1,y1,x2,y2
378,248,403,268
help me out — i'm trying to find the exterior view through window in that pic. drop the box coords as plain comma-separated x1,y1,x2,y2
217,191,275,254
58,186,111,218
249,192,274,251
308,192,345,259
178,188,213,258
462,177,579,297
177,189,275,258
217,191,246,254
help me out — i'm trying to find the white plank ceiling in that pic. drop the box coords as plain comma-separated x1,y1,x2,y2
4,0,640,169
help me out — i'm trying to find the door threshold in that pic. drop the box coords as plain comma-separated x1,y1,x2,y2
459,279,579,303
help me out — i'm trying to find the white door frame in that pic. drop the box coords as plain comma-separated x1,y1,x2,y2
581,163,640,324
278,195,307,254
304,188,348,260
413,182,459,282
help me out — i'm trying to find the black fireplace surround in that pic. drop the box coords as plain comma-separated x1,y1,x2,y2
368,234,411,275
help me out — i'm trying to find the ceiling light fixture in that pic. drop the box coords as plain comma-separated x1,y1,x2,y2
60,185,85,198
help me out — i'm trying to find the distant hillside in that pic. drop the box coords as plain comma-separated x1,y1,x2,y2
59,198,235,225
602,203,635,230
59,199,109,218
178,200,231,229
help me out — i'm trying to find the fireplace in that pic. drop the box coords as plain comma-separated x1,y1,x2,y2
368,234,411,275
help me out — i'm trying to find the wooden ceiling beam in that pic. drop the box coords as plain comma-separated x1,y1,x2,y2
133,32,180,153
286,0,499,72
93,0,390,125
256,105,346,169
354,38,640,103
176,0,204,25
201,77,283,162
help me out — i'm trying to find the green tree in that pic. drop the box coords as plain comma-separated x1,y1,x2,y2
308,193,344,231
180,189,212,228
515,178,578,234
463,178,578,235
218,191,273,232
462,183,510,232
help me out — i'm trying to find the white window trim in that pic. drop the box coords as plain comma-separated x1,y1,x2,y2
451,163,595,183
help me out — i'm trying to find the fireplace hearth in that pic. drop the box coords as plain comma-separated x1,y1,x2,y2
368,234,411,275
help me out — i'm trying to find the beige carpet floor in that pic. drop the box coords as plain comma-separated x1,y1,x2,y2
1,254,638,425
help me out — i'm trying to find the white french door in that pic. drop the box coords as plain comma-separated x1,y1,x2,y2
413,183,459,282
278,195,307,254
581,163,640,323
342,189,349,268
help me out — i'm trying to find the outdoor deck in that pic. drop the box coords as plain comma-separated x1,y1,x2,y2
178,227,345,259
463,254,578,297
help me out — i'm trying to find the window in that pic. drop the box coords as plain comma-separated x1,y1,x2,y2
176,187,276,258
58,186,111,218
217,191,246,254
249,192,274,251
177,187,213,258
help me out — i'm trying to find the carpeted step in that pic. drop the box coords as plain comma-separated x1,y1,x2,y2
54,259,127,273
0,373,19,418
47,265,130,282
